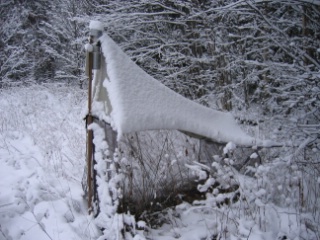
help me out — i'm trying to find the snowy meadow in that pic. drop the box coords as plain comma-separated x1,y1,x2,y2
1,83,319,240
0,84,99,240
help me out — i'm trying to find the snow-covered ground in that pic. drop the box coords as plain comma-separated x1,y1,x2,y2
1,84,318,240
0,84,99,240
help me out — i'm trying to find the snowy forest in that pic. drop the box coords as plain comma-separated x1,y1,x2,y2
0,0,320,239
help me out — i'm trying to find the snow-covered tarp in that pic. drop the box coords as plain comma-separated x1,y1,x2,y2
90,22,276,147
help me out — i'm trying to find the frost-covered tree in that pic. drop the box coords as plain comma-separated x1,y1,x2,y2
0,1,35,85
44,0,88,85
0,0,57,84
0,0,88,85
209,1,320,149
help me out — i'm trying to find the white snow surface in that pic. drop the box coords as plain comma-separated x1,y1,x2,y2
96,33,275,146
85,43,93,52
223,142,237,154
89,20,104,31
0,84,315,240
0,85,99,240
250,152,259,159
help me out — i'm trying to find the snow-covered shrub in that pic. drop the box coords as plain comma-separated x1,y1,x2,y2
175,142,320,239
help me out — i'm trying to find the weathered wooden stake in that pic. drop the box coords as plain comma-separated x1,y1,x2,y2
86,36,94,214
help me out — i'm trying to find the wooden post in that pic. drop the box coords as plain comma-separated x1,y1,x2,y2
86,37,94,214
85,23,103,215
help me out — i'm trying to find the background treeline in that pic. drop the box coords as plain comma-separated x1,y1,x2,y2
1,0,319,151
0,0,87,85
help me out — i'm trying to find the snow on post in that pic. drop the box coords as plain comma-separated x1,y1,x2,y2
89,20,104,32
89,21,103,70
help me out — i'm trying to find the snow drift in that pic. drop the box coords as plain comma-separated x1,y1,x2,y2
91,25,274,146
